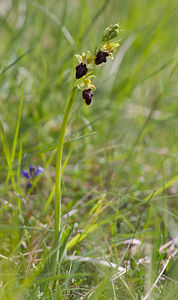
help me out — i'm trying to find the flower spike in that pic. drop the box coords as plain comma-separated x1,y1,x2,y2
75,23,121,105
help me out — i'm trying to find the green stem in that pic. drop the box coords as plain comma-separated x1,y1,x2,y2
55,87,78,241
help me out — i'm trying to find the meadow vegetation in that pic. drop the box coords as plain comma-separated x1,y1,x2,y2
0,0,178,299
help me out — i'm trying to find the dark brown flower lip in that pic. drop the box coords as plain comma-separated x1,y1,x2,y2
76,63,88,79
95,51,109,65
82,88,94,105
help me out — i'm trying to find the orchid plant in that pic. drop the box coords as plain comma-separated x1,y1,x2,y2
53,23,121,275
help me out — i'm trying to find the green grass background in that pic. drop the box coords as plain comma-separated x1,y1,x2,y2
0,0,178,299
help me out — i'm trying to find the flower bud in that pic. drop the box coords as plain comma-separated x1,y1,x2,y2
76,63,88,79
102,24,120,42
82,89,94,105
95,51,109,65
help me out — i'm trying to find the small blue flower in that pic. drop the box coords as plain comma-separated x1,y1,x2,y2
29,165,36,174
26,182,32,190
35,166,44,176
21,165,44,192
21,170,30,178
